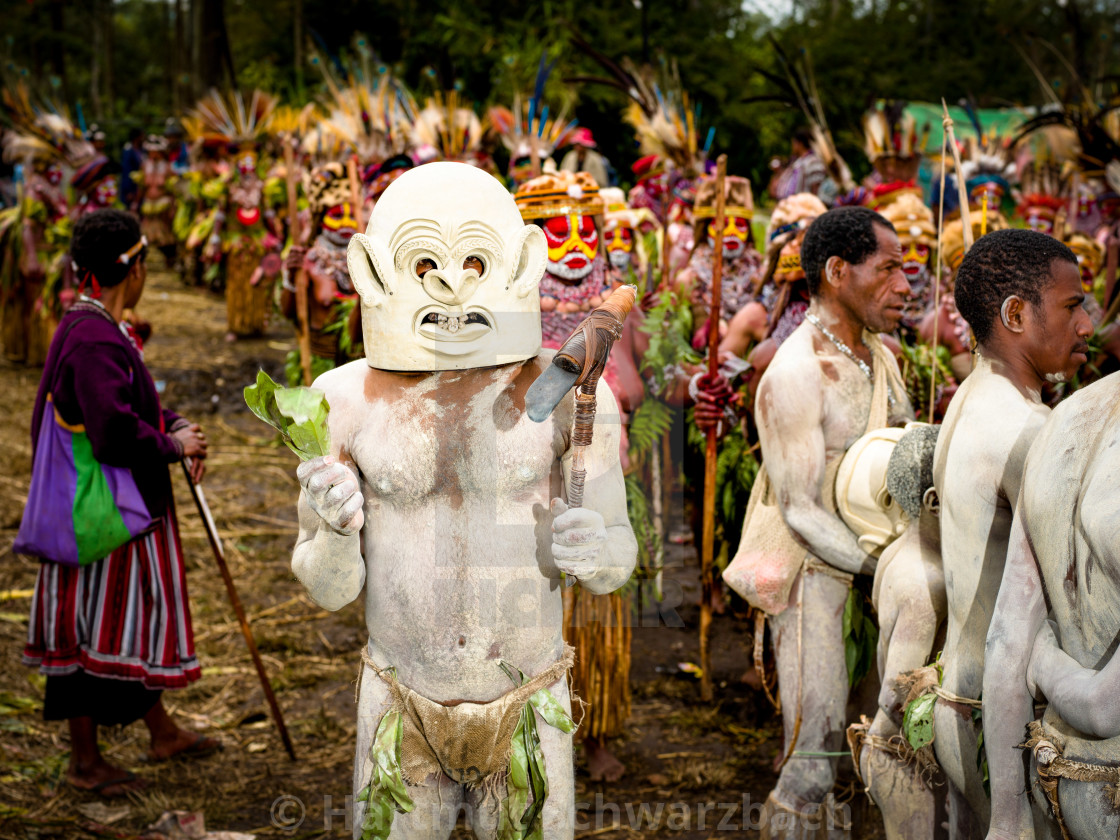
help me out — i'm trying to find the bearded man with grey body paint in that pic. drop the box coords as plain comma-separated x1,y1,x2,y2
288,162,637,839
931,229,1091,840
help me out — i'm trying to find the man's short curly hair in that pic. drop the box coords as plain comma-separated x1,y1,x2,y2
70,209,143,289
954,229,1077,345
886,424,940,521
801,206,895,296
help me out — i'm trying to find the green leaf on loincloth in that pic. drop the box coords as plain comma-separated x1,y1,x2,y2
528,689,576,734
499,707,532,840
842,587,878,688
243,370,331,461
902,692,938,752
359,709,414,840
497,664,565,840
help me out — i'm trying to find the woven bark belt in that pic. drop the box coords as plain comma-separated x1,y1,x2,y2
1022,718,1120,840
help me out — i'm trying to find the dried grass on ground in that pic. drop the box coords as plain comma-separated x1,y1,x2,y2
0,267,881,839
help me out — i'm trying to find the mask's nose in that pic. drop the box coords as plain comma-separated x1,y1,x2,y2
421,269,481,307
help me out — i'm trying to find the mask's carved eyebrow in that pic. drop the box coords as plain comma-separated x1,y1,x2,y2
389,219,444,253
452,220,504,242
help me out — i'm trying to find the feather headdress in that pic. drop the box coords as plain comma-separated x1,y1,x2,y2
745,39,855,192
1013,43,1120,177
862,101,924,163
490,53,578,167
189,88,278,147
1,79,93,167
411,91,484,162
566,35,708,177
310,35,415,164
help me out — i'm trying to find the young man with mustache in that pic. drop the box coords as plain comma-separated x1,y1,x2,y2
931,229,1091,838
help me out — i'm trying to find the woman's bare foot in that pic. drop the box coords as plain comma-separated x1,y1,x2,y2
585,737,625,783
143,700,221,762
67,758,147,797
146,728,221,762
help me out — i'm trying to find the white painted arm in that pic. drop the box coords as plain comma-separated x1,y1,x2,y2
292,478,366,611
1030,622,1120,739
756,358,874,576
290,381,366,611
556,379,638,595
984,509,1046,840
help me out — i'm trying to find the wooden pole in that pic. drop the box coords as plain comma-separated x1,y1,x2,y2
283,140,313,387
699,154,728,703
659,189,671,290
942,101,977,363
942,100,973,252
347,154,362,220
929,131,949,422
180,461,296,761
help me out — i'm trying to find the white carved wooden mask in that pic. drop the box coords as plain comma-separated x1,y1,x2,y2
346,162,548,371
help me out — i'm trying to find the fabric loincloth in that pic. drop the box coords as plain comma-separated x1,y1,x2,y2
360,645,576,787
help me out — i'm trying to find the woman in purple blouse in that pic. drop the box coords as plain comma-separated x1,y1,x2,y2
23,210,218,795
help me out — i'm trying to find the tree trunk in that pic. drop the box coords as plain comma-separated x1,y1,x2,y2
293,0,304,99
199,0,236,89
48,0,69,103
90,5,103,119
103,0,115,119
174,0,186,109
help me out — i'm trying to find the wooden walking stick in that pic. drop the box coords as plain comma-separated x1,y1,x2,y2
346,154,362,223
699,154,728,703
180,460,296,761
523,285,640,580
283,140,313,387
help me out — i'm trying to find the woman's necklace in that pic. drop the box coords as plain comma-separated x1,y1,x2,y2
78,294,137,347
78,294,114,320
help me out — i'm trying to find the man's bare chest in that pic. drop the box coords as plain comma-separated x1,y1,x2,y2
346,381,564,507
818,361,875,455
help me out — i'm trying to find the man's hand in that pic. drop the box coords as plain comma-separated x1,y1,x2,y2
550,498,607,581
692,372,738,435
1027,619,1060,700
285,245,308,274
297,455,364,535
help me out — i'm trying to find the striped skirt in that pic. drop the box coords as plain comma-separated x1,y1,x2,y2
23,507,202,690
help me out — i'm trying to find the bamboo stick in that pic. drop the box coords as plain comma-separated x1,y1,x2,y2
699,154,728,702
283,140,312,386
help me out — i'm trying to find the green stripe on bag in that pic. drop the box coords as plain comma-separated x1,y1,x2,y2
71,431,133,565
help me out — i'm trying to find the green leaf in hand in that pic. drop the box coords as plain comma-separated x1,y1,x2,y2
243,370,331,461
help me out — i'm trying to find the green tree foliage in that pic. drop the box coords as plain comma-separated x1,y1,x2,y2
3,0,1117,182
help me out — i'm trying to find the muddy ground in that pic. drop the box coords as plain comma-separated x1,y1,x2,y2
0,267,885,839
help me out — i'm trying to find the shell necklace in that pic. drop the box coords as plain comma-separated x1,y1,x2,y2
806,312,896,408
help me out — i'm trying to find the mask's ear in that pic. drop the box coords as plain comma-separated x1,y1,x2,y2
507,224,547,298
346,233,394,308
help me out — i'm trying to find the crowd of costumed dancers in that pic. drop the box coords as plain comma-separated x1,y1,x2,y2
3,36,1120,835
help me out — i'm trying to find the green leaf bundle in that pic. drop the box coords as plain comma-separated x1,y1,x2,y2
842,587,877,689
243,370,331,460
